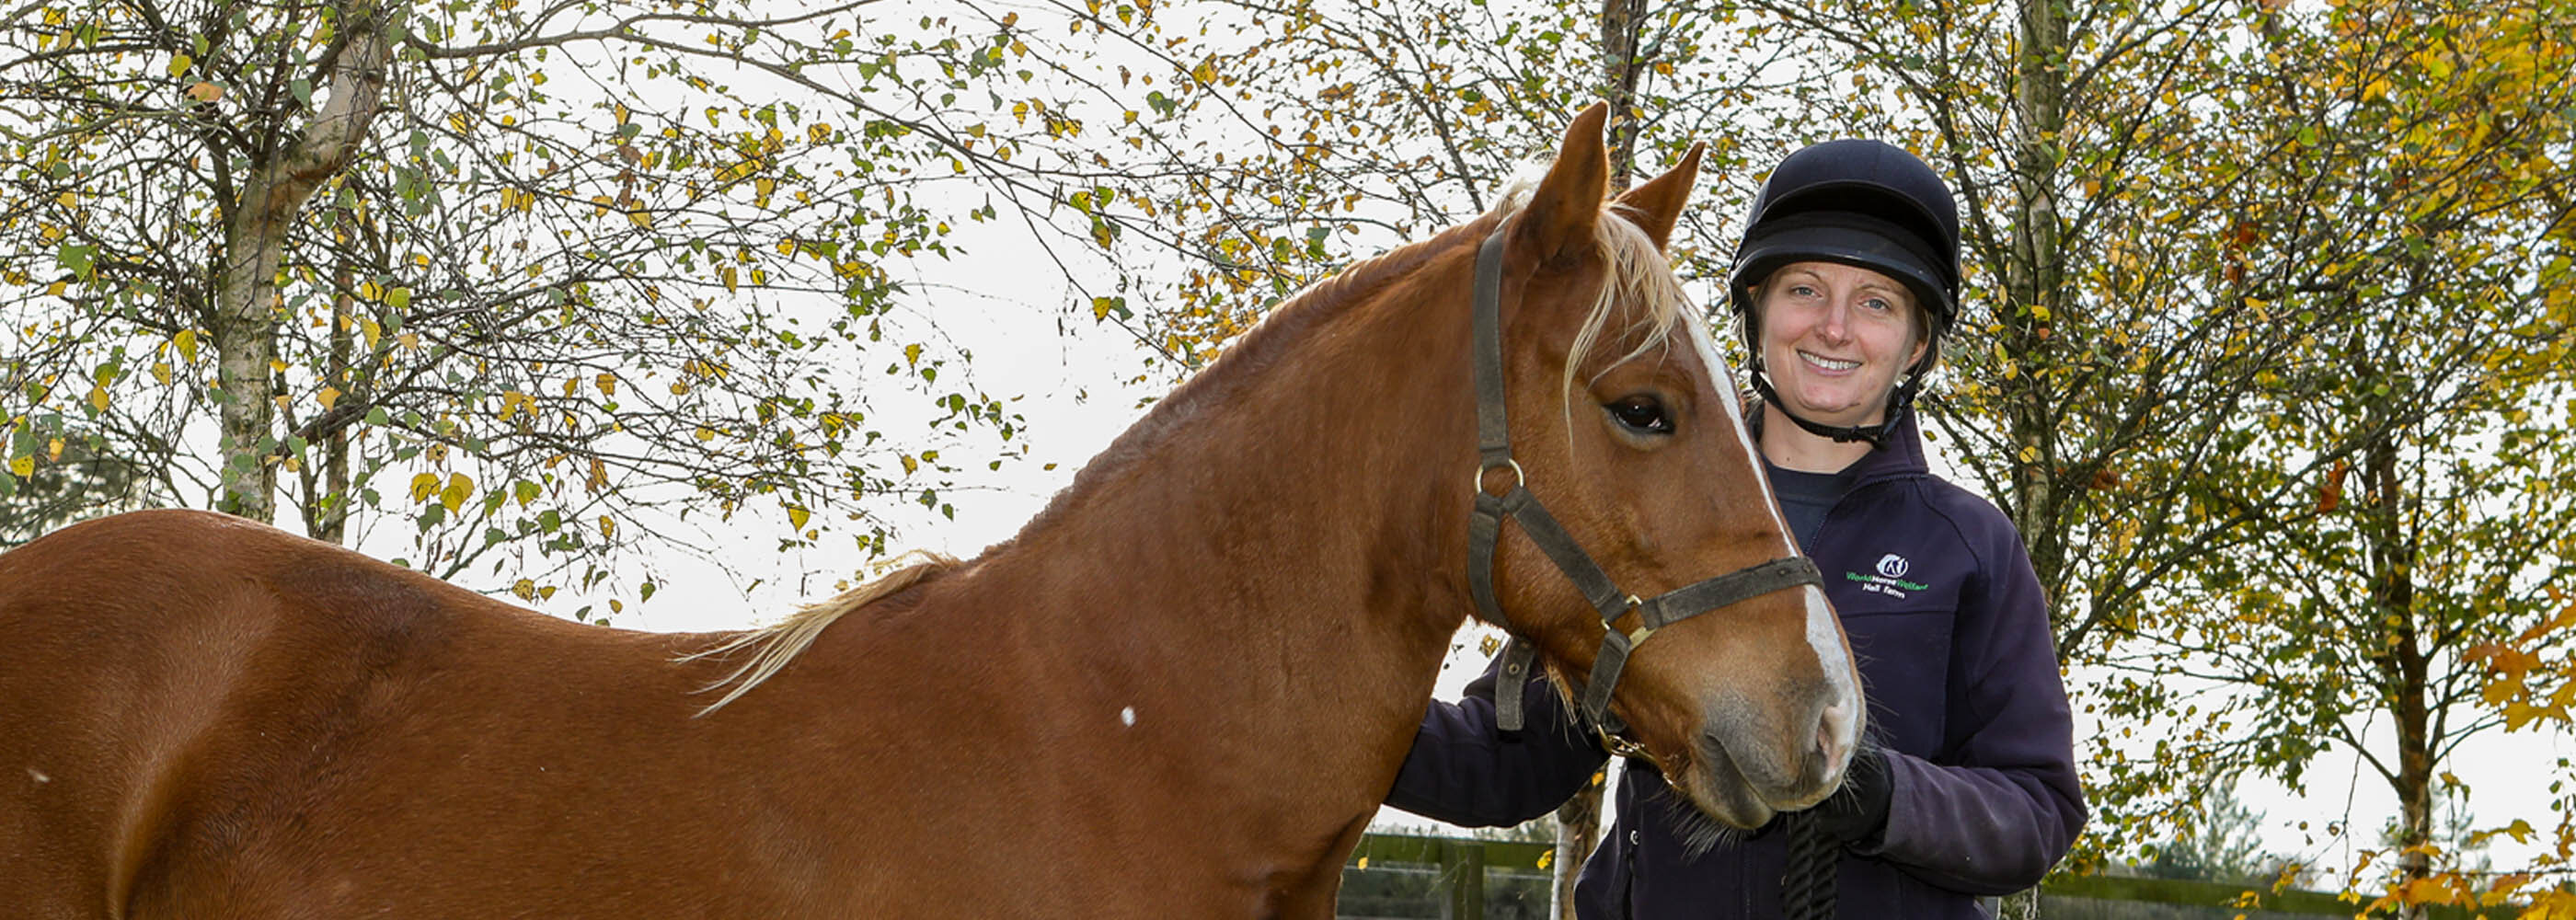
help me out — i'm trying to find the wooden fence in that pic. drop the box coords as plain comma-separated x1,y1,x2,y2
1339,833,2523,920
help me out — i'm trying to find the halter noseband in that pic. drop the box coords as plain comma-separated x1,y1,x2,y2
1466,228,1823,756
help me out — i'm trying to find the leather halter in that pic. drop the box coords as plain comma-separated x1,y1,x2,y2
1466,227,1824,755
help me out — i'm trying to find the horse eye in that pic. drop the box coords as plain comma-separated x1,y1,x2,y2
1604,396,1673,435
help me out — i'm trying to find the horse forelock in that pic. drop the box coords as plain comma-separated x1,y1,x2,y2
1570,205,1698,387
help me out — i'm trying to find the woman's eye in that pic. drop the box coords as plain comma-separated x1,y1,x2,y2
1605,396,1673,435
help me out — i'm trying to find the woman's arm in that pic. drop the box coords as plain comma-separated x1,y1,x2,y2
1384,656,1611,827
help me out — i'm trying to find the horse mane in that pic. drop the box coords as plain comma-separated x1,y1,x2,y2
683,551,960,715
680,182,1692,715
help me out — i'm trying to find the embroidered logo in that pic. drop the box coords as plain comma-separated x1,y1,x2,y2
1846,553,1930,600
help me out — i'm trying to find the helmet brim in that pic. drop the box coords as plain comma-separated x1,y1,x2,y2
1729,222,1954,327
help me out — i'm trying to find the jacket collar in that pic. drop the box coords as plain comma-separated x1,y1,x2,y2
1745,398,1931,486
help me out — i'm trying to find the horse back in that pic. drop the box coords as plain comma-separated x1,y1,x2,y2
0,509,707,917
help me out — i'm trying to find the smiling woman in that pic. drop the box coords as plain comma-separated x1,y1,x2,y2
0,104,1858,918
1383,138,2086,920
1749,260,1929,433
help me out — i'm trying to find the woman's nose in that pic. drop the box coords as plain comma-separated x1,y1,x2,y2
1815,302,1852,341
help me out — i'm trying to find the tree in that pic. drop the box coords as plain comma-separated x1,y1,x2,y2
0,414,155,545
2068,4,2576,914
0,0,1226,608
2138,776,2283,886
1069,0,2576,913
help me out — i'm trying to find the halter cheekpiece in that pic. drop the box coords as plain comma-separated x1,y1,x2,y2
1466,228,1824,755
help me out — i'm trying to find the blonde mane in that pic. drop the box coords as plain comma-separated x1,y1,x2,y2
683,551,959,715
679,187,1692,716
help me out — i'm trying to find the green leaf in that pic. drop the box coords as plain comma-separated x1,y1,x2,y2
56,244,95,280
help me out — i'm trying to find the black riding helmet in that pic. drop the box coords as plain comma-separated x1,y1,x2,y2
1729,140,1961,447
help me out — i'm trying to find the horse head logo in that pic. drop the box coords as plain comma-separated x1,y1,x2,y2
1875,554,1910,579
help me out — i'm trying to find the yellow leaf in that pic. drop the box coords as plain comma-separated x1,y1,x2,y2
409,472,441,502
597,516,616,539
788,506,811,531
1355,857,1368,870
904,343,923,366
7,455,30,477
87,386,109,413
167,52,193,77
440,473,473,513
695,426,716,443
45,438,63,461
901,454,918,474
512,579,536,601
595,374,617,397
317,386,340,409
174,329,198,362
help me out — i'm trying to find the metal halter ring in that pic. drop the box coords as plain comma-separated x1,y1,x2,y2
1472,457,1525,498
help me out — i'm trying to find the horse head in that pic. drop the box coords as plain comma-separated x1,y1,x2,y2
1473,103,1863,829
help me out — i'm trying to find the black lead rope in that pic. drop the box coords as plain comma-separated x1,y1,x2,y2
1460,226,1822,741
1783,810,1839,920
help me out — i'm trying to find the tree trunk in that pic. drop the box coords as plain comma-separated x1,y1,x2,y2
1553,769,1604,920
2002,0,2069,584
1996,0,2068,909
1550,8,1650,911
304,204,359,545
2363,427,2432,920
214,5,389,523
1597,0,1649,188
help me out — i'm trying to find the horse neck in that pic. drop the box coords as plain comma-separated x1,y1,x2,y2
965,230,1489,762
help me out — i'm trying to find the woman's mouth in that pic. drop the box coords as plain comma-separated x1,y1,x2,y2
1798,351,1859,373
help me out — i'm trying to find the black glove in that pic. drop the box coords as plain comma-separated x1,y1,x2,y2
1807,742,1894,845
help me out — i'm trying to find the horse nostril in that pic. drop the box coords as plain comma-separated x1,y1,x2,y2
1815,700,1852,775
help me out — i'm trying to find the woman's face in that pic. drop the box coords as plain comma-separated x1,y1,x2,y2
1753,261,1928,428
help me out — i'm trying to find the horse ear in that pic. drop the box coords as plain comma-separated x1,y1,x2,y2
1516,102,1612,264
1615,142,1705,251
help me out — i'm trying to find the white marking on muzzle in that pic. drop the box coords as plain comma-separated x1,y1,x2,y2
1686,318,1861,755
1805,587,1862,753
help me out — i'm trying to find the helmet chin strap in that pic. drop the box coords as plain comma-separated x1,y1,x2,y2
1745,360,1922,448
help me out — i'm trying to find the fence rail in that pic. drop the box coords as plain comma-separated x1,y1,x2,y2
1340,833,2522,920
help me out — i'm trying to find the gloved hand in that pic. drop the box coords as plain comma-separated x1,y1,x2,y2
1808,742,1894,845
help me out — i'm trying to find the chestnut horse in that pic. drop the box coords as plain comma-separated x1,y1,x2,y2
0,104,1859,918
